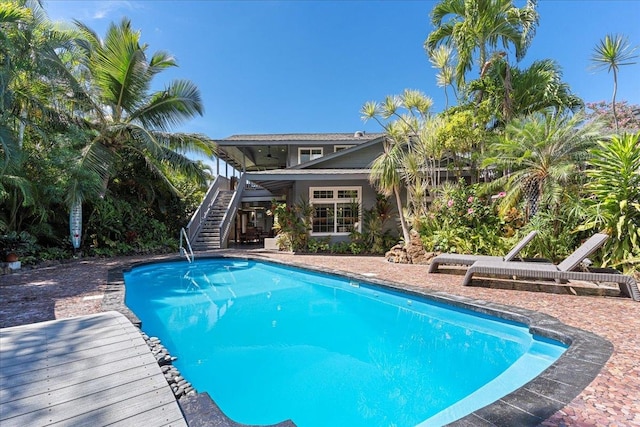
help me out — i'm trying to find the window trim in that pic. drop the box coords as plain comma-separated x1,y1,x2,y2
309,186,362,235
298,147,323,164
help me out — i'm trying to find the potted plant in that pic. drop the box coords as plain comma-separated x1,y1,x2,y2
1,231,34,270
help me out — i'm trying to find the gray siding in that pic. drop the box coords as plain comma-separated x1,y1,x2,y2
287,143,340,167
306,142,383,169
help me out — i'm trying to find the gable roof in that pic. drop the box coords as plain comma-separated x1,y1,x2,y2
293,136,385,169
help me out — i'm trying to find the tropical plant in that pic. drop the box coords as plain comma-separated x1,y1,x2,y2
63,18,216,247
516,208,585,262
349,193,397,254
471,58,583,125
417,180,507,255
579,133,640,271
362,89,438,245
0,0,74,230
436,106,493,182
425,0,539,87
428,45,458,108
271,198,313,252
0,3,218,262
483,112,601,220
590,34,639,132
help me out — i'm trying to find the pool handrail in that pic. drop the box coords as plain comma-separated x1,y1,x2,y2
179,227,194,263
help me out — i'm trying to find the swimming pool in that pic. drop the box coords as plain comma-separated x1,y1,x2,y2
124,258,567,427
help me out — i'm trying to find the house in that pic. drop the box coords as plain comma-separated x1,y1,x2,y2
185,131,475,251
186,132,391,250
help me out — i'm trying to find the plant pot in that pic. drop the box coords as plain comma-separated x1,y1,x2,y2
7,260,21,270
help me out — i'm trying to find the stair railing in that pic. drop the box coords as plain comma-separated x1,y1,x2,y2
179,227,194,263
218,173,246,249
186,175,230,243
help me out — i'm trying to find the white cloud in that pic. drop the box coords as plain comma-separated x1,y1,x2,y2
45,0,141,23
92,1,136,20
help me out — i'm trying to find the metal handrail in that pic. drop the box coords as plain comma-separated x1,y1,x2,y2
179,227,194,263
218,173,246,249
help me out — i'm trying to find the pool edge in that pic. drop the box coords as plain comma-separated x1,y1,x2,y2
105,254,613,427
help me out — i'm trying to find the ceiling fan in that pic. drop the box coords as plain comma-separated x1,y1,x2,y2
265,146,279,161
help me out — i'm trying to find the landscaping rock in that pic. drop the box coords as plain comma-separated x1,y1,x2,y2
385,230,437,265
140,331,195,401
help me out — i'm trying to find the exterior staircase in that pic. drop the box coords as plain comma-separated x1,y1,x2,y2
191,190,234,251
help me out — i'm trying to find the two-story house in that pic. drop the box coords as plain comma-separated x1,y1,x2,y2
186,132,390,250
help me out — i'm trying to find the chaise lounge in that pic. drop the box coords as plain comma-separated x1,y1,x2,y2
428,230,539,273
461,233,640,302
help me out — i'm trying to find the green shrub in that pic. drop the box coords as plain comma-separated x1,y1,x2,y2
417,180,507,255
307,237,331,253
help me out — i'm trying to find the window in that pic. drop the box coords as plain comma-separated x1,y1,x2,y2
309,187,361,234
334,145,354,152
298,147,323,164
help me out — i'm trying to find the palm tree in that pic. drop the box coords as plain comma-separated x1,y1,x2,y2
472,58,583,125
65,18,216,247
591,34,638,132
425,0,539,88
483,112,601,219
0,0,74,231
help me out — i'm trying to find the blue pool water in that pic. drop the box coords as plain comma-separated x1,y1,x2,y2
124,258,566,427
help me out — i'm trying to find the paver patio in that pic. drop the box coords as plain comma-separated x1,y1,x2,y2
1,251,638,426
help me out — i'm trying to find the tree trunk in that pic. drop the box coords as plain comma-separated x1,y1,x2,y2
612,69,619,132
393,185,411,245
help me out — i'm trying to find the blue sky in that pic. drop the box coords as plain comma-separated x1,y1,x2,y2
45,0,640,139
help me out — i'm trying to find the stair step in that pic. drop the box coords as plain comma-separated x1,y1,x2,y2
188,188,241,251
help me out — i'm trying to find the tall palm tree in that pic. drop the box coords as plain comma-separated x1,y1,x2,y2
425,0,539,88
472,58,583,125
63,18,216,247
483,112,601,219
591,34,638,132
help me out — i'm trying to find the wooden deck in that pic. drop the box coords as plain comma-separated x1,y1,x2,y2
0,311,187,427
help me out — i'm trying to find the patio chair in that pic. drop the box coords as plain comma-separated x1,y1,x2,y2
461,233,640,301
428,230,539,273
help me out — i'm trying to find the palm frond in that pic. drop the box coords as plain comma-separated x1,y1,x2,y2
132,79,203,130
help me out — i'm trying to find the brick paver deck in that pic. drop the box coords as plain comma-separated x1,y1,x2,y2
1,252,638,426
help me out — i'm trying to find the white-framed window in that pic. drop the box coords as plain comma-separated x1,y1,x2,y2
309,186,361,235
298,147,323,164
334,145,354,152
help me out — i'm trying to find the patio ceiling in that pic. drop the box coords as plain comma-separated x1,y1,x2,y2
245,169,371,193
217,144,288,171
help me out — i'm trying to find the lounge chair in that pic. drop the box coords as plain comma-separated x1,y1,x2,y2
461,233,640,301
428,230,539,273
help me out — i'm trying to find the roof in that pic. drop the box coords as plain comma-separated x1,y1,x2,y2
217,132,383,145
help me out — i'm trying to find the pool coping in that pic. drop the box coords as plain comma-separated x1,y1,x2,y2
104,254,613,427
